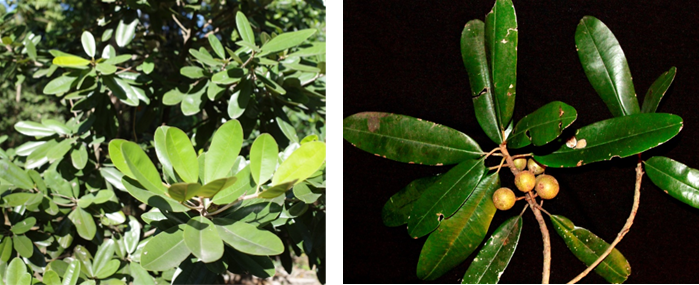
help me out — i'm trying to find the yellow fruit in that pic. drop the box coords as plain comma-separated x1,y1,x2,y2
514,170,536,192
535,174,560,199
528,158,546,175
513,158,527,171
493,187,516,211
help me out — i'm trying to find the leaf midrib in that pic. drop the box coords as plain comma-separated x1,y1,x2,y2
510,113,577,141
557,120,681,154
219,225,276,253
557,219,627,280
645,161,699,193
344,127,482,156
144,237,185,268
474,218,520,283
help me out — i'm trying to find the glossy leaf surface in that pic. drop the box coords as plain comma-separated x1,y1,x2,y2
15,121,56,137
642,67,676,113
272,141,325,186
205,120,243,184
382,175,439,227
407,157,486,239
485,0,518,129
250,134,278,186
344,112,483,165
166,127,199,183
645,156,699,209
235,11,255,45
121,141,166,194
167,182,201,202
141,225,191,271
259,29,316,56
43,74,78,95
462,216,522,284
115,18,138,47
68,207,96,240
13,235,33,258
7,258,32,285
122,176,190,212
0,159,34,190
70,144,88,170
576,16,639,117
258,180,295,199
197,177,237,199
461,19,501,144
215,219,284,255
534,113,682,167
63,260,81,285
213,164,254,204
81,31,96,58
108,139,135,178
208,34,225,59
184,216,224,263
508,101,577,149
550,215,631,283
416,173,499,280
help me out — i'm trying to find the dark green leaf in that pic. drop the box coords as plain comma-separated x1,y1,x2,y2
184,216,224,263
212,68,245,85
550,215,631,283
259,29,316,56
141,224,191,271
272,141,325,186
15,121,56,137
645,156,699,209
71,143,88,170
407,157,487,238
208,34,225,59
215,219,284,255
416,173,499,280
461,19,502,144
344,112,483,165
166,127,199,183
235,12,255,46
189,49,222,67
462,216,523,284
250,134,278,186
167,182,202,202
293,182,323,204
534,113,682,167
287,43,326,58
508,101,578,149
115,18,138,47
642,67,676,113
576,16,639,117
13,235,34,258
258,180,296,199
255,72,286,95
196,177,237,199
44,74,78,95
485,0,518,129
47,138,75,163
68,207,96,240
205,120,243,184
81,31,96,58
382,175,440,227
0,159,34,190
212,164,254,204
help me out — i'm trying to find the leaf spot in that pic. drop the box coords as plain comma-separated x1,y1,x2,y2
574,139,587,149
566,136,577,148
436,163,443,166
576,160,583,167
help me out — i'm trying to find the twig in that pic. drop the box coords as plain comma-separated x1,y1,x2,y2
489,163,510,170
567,159,643,284
483,147,501,160
172,14,191,43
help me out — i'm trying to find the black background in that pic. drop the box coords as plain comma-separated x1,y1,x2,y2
344,1,699,283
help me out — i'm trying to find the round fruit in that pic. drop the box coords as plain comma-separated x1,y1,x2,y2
513,158,527,171
514,170,536,192
493,187,516,211
528,158,546,175
535,174,560,199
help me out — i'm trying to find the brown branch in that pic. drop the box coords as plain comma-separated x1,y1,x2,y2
567,159,643,284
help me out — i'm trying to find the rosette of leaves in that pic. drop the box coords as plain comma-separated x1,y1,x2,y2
107,119,326,282
344,0,683,283
165,11,325,145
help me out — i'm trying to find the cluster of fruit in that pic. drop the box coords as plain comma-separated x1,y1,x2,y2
492,158,560,211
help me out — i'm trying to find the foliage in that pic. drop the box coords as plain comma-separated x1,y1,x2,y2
343,0,692,283
0,0,326,284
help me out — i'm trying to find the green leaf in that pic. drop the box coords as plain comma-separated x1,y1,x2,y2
207,81,226,101
293,182,322,204
43,74,78,95
382,175,440,227
13,235,33,258
343,112,483,165
7,258,31,285
258,180,295,199
576,16,639,117
272,141,326,186
189,49,222,67
642,66,677,113
533,113,683,167
141,225,191,271
68,207,96,240
180,66,206,79
0,159,34,190
212,164,254,204
115,18,138,47
485,0,518,129
550,215,631,283
102,54,131,65
508,101,578,149
167,182,202,202
25,38,37,60
11,217,36,235
71,144,88,170
644,156,699,209
259,29,316,56
121,141,166,194
196,177,237,199
277,119,299,143
122,177,190,212
166,127,199,183
41,119,72,135
94,260,120,279
102,45,116,59
208,34,225,59
0,236,12,262
123,216,141,254
129,263,155,285
15,121,56,137
139,57,155,74
215,219,283,255
81,31,96,58
255,72,286,95
461,19,502,144
92,239,116,276
286,42,325,57
47,138,75,163
43,270,61,285
103,76,142,106
53,56,91,68
205,120,243,184
153,126,176,183
96,62,117,75
416,173,499,280
462,216,523,284
184,216,224,263
62,260,81,285
250,134,278,186
407,157,487,238
212,68,245,85
108,139,134,179
235,12,255,46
